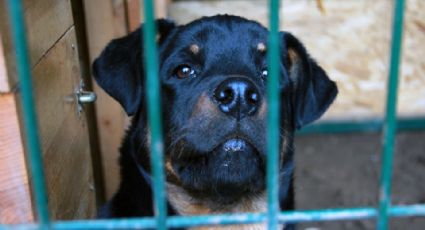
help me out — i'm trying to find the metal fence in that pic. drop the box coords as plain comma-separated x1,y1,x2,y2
3,0,425,229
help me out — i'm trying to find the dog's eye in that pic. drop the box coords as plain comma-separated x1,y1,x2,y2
176,65,196,79
261,69,268,79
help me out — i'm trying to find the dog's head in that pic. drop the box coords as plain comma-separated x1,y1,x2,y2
93,15,337,203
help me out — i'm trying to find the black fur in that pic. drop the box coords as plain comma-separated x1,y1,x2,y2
93,15,337,229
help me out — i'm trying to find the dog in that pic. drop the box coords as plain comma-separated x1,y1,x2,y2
93,15,337,229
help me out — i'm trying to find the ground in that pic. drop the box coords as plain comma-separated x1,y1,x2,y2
295,131,425,230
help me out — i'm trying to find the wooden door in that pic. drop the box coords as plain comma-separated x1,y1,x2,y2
0,0,101,221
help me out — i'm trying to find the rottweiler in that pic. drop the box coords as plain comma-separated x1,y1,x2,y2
93,15,337,229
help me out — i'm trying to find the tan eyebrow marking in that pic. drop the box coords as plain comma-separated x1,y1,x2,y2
190,44,200,55
257,42,266,52
287,48,300,66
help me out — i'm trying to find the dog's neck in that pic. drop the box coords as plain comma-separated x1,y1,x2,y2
167,183,272,230
166,183,267,215
167,183,285,230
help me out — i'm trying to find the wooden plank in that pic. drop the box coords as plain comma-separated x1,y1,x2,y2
42,106,96,219
112,0,128,38
83,0,129,199
0,1,14,91
30,26,96,219
0,93,33,224
0,33,10,92
125,0,140,32
155,0,169,18
22,0,74,66
0,0,74,90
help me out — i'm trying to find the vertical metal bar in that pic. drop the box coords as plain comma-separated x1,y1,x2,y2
377,0,405,229
267,0,281,229
6,0,50,228
141,0,167,229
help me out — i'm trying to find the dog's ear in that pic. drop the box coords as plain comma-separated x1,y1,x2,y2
281,32,338,129
93,19,176,115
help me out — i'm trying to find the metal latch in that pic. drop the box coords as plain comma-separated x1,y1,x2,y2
74,80,96,116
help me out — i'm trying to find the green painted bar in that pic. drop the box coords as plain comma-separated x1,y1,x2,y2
6,0,50,228
266,0,281,229
142,0,167,229
2,204,425,229
298,119,382,134
297,117,425,135
378,0,405,229
394,117,425,131
389,204,425,217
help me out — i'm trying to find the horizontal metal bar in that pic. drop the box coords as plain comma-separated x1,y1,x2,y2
2,204,425,229
389,204,425,217
278,207,376,223
297,117,425,135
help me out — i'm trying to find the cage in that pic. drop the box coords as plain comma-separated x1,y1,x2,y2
0,0,424,229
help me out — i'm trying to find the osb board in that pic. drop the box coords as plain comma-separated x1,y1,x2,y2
0,94,33,224
83,0,128,199
30,26,96,219
168,0,425,119
0,0,74,91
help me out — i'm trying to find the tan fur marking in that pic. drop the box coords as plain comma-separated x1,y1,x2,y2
165,160,177,177
167,183,212,216
257,42,266,52
287,48,302,84
191,93,219,118
287,48,299,66
167,184,268,214
190,44,200,55
167,183,279,229
258,101,268,119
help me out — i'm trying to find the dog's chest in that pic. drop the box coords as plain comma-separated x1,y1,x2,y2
167,184,283,230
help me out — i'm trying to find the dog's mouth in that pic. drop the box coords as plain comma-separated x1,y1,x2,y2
173,137,262,166
212,137,262,166
216,137,257,153
170,136,266,201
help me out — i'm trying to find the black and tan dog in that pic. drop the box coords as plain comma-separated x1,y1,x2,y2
93,15,337,229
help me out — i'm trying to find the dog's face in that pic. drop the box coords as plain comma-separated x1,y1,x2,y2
93,15,337,204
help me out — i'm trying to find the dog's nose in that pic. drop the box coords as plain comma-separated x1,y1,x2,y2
213,77,261,119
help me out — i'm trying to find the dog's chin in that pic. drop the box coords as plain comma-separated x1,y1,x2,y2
172,138,265,203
